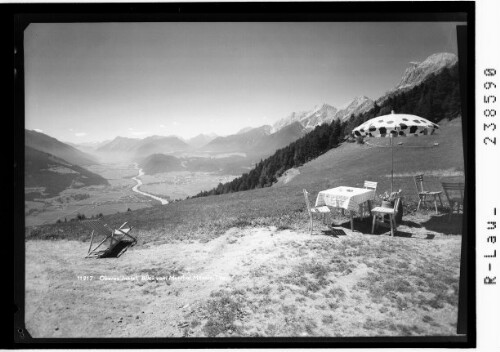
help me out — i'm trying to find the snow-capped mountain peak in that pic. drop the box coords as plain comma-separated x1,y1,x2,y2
334,96,375,122
271,103,338,133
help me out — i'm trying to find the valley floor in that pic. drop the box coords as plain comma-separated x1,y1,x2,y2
26,212,462,338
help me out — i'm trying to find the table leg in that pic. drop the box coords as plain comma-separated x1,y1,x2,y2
367,200,372,217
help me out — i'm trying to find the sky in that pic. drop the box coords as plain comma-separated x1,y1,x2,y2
25,22,463,143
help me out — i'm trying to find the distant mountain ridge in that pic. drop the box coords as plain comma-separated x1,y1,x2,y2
185,133,218,148
271,103,338,133
203,125,272,153
25,129,98,166
97,135,189,158
25,146,108,199
201,123,305,158
271,97,375,133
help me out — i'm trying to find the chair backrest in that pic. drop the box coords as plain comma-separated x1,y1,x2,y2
393,195,402,212
364,181,378,193
414,174,425,193
302,189,312,214
441,182,465,203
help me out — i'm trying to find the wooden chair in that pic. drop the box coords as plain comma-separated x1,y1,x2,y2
360,181,378,217
303,189,331,235
441,182,465,221
83,219,137,258
371,193,402,237
414,174,443,214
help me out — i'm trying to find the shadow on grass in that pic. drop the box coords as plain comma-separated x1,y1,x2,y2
332,216,420,238
421,213,463,235
401,220,423,228
336,217,373,234
318,228,347,238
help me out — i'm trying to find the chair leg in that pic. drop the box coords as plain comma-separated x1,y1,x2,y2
372,214,377,234
309,214,313,235
392,216,397,236
438,194,443,208
390,215,394,237
434,196,438,214
350,211,354,231
417,198,422,211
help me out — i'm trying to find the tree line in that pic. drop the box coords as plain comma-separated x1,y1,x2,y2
193,64,462,198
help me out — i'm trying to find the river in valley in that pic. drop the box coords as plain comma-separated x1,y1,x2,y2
131,164,169,205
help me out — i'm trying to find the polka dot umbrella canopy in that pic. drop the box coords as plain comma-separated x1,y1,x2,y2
352,111,440,192
352,112,440,138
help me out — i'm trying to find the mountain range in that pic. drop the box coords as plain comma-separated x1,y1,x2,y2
25,51,457,199
271,52,457,133
26,129,98,167
270,97,376,133
201,123,305,158
67,52,457,159
185,133,218,148
96,135,189,159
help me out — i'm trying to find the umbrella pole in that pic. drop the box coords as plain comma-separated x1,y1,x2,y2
390,136,394,193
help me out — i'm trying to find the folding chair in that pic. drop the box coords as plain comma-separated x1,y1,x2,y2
371,192,402,237
84,219,137,258
414,174,443,214
303,189,331,235
441,182,465,221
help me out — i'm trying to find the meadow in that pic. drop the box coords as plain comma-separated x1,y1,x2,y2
139,171,240,201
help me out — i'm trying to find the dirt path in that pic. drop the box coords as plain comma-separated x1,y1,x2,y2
26,226,311,337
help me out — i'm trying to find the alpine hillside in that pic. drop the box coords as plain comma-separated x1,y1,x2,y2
25,129,99,167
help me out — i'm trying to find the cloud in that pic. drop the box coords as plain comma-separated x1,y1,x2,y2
33,128,43,133
160,124,166,128
75,132,87,137
172,121,180,126
130,131,149,136
69,128,74,132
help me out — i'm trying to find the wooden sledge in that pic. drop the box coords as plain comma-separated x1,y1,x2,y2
83,219,137,258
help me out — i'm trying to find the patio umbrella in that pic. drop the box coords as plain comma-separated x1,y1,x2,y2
352,111,439,192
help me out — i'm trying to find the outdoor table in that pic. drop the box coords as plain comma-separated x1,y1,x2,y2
315,186,376,231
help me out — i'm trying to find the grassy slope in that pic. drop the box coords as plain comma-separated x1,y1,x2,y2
27,118,464,244
285,117,464,198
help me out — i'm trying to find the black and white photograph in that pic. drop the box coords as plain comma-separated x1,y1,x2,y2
15,4,475,344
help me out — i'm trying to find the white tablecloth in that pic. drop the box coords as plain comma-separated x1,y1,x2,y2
315,186,375,212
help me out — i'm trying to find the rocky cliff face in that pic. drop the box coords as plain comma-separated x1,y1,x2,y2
395,53,458,90
376,52,458,105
